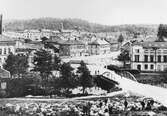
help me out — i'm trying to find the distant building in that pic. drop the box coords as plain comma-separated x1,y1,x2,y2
88,38,111,55
0,35,24,67
16,42,44,71
4,29,55,41
130,41,167,72
59,38,86,57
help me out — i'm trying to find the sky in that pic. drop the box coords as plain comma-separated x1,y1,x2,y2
0,0,167,25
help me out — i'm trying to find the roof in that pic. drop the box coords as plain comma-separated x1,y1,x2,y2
47,36,65,44
21,43,44,50
61,39,85,45
0,68,10,79
133,41,167,49
89,39,110,45
0,35,17,42
0,35,18,45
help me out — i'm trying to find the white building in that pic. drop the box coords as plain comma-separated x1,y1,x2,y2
0,35,24,66
130,42,167,72
4,29,56,41
88,38,111,55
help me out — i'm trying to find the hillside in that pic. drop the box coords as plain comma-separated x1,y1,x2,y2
3,18,158,34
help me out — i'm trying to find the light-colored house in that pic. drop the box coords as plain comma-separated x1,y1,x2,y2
130,41,167,72
59,38,86,57
0,35,24,66
88,38,111,55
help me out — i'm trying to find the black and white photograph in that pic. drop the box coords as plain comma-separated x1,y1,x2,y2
0,0,167,115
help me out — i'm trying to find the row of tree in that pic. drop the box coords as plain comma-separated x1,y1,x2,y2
3,49,94,97
4,18,157,33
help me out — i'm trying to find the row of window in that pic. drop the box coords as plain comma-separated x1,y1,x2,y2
137,64,154,70
0,48,12,55
134,55,167,62
135,49,167,54
144,64,154,70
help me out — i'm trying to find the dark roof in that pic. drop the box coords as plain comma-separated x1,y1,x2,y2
47,36,65,44
61,39,84,45
133,42,167,49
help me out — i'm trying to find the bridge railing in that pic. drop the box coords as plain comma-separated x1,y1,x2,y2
117,71,137,82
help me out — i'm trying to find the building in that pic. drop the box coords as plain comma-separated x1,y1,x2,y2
130,41,167,72
0,35,24,66
59,38,86,57
4,29,56,41
88,38,111,55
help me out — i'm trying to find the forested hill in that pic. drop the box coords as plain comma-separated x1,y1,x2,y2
3,18,158,33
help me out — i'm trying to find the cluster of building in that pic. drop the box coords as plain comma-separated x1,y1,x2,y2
0,15,120,70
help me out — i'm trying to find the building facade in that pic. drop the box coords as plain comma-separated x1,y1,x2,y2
88,39,111,55
59,39,86,57
130,42,167,72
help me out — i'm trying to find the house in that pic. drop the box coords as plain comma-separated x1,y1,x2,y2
88,38,111,55
0,35,24,67
130,41,167,72
16,42,44,71
59,38,86,57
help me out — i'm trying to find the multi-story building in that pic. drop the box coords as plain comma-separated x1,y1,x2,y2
130,42,167,72
88,39,111,55
59,39,86,57
4,29,56,41
0,35,24,66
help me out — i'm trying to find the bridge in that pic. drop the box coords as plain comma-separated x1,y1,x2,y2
87,65,167,107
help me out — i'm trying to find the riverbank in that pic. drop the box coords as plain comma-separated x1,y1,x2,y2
0,91,167,116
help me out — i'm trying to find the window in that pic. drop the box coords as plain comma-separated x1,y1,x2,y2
150,64,154,69
144,64,148,69
8,48,11,54
164,65,167,71
150,55,154,62
144,50,148,53
0,49,2,55
158,55,161,62
164,55,167,62
4,48,6,55
137,65,141,70
134,55,140,62
144,55,148,62
135,49,139,53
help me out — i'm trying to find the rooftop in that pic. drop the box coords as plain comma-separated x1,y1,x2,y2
0,68,10,79
133,41,167,49
0,35,18,42
61,39,84,45
89,39,110,45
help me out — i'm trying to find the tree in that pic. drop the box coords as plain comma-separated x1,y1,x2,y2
3,53,28,78
41,37,48,44
117,50,130,68
59,62,77,94
118,34,124,44
157,24,166,42
77,61,93,94
52,54,61,71
118,34,124,49
32,49,53,86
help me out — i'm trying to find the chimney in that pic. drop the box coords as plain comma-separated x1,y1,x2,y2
0,14,2,35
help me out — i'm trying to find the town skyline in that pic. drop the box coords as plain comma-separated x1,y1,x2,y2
1,0,167,25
